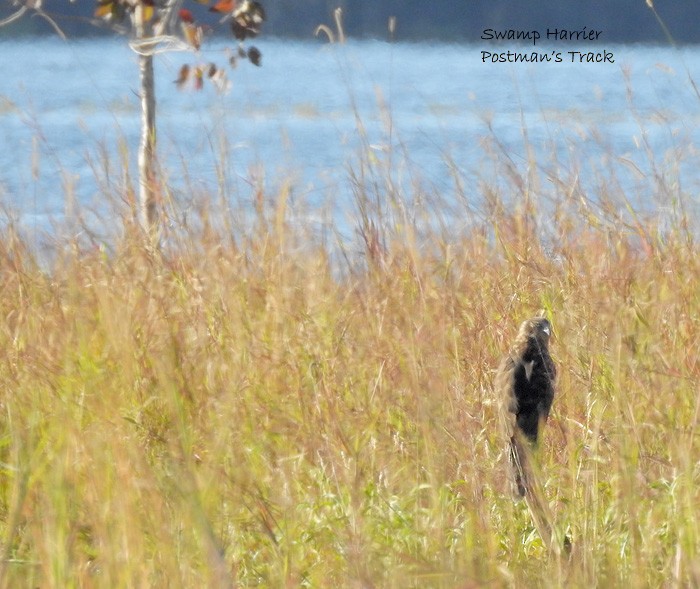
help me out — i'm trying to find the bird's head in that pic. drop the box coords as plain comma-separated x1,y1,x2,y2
518,317,552,345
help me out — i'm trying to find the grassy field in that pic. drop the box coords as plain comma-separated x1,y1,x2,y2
0,126,699,589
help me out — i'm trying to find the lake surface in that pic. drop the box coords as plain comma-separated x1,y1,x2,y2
1,37,700,232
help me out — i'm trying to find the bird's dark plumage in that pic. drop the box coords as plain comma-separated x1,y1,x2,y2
496,317,556,497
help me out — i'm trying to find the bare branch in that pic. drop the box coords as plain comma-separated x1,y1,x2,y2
129,34,190,56
153,0,184,37
32,8,66,39
0,5,27,27
314,24,334,43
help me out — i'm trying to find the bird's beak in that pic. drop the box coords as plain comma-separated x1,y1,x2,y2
542,324,551,337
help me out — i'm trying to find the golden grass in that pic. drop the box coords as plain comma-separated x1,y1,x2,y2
0,135,698,588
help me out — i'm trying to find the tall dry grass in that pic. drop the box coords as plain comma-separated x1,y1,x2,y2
0,112,699,589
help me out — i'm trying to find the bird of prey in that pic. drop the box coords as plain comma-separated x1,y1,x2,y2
496,317,556,497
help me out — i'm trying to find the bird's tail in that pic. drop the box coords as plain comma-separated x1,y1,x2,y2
508,435,530,498
508,434,567,555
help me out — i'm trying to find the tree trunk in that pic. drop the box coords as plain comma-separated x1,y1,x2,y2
134,5,158,233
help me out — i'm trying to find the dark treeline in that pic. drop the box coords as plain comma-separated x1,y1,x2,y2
2,0,699,43
271,0,691,43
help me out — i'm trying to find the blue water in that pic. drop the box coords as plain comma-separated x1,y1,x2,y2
1,37,700,230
